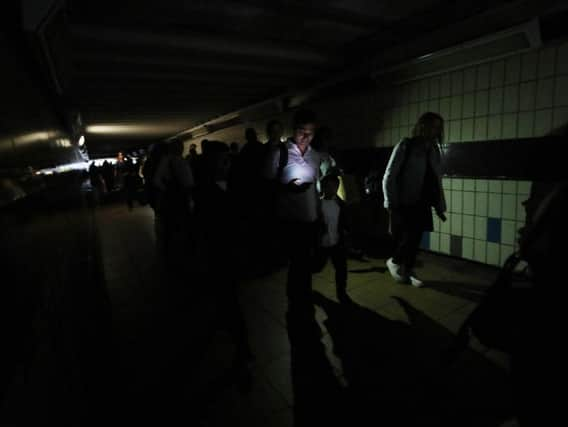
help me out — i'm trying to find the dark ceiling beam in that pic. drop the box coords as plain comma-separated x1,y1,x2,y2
71,53,320,78
72,70,290,86
70,25,334,65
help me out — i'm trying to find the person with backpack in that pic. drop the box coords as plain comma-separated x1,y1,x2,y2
382,112,447,287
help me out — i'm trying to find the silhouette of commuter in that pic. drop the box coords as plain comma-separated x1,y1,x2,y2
312,174,351,303
152,139,195,262
383,112,447,287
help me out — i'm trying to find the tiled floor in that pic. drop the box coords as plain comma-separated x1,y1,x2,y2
92,203,517,426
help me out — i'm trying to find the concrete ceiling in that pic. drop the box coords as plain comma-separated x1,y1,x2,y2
3,0,565,162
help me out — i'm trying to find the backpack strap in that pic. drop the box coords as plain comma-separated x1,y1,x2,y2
276,142,288,182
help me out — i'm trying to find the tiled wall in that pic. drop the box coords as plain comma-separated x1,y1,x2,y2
420,178,530,266
373,41,568,266
186,40,568,267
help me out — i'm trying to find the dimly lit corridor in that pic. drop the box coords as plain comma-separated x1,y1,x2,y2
2,1,566,426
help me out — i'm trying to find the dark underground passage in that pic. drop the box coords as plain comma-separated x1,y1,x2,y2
1,1,567,425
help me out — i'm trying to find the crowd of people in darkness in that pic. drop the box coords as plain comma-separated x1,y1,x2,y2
108,109,562,426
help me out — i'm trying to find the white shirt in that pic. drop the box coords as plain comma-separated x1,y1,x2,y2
321,198,340,247
265,139,321,222
153,155,195,191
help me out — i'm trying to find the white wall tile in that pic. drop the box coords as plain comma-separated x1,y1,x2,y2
451,178,463,191
489,87,504,115
534,109,553,136
538,47,556,78
502,194,517,220
419,101,429,116
503,85,519,113
428,99,440,114
399,105,409,126
489,193,502,217
500,245,515,266
477,63,490,89
557,41,568,75
441,213,451,234
501,220,517,245
430,76,441,99
463,93,475,117
463,191,475,215
536,78,554,109
475,90,489,116
521,51,538,81
409,81,420,102
451,70,464,95
487,242,501,266
439,97,451,119
442,177,452,190
451,213,462,235
462,118,474,141
553,107,568,130
476,179,489,192
463,237,474,260
516,194,527,221
519,81,536,111
463,215,475,238
430,232,440,251
491,60,505,87
448,121,461,142
489,179,503,193
440,233,450,254
400,84,411,105
433,213,441,231
502,181,516,194
463,179,475,191
517,111,535,138
505,55,521,85
408,103,419,124
517,181,531,195
502,113,518,139
440,74,451,97
450,95,463,120
473,116,488,140
451,190,462,213
464,67,476,92
392,107,401,127
475,216,487,240
554,76,568,107
487,115,502,139
474,240,487,263
420,79,430,101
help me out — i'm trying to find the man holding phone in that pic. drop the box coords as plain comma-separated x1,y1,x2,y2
264,109,323,343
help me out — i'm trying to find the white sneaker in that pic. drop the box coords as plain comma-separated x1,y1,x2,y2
409,273,424,288
386,258,408,283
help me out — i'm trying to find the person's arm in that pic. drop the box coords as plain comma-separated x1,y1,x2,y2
382,139,407,210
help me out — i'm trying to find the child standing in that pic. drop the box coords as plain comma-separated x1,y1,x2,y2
313,174,351,303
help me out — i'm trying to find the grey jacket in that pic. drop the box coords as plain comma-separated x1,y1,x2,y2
382,137,446,213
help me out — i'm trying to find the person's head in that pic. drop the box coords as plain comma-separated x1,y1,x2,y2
189,143,197,154
266,120,283,142
229,142,239,154
412,112,444,143
292,109,317,147
321,174,340,198
245,127,258,144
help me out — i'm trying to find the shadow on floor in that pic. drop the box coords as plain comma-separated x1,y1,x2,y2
426,280,490,303
306,292,513,427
